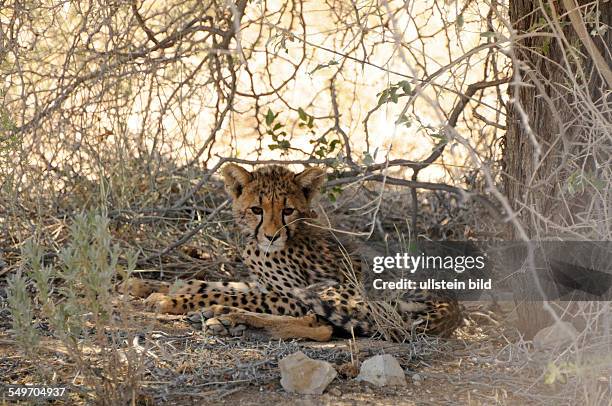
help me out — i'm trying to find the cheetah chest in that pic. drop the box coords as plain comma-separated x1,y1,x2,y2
242,240,341,292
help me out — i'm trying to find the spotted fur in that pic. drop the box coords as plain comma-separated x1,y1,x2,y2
126,164,462,339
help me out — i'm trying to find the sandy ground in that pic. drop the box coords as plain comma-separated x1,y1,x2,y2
2,299,578,405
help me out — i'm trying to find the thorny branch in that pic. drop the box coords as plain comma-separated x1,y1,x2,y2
3,1,515,250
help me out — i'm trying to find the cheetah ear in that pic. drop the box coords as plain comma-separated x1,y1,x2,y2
295,167,326,200
222,164,252,198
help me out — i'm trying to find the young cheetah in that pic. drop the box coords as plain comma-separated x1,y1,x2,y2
124,164,462,341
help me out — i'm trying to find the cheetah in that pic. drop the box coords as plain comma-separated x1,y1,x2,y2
124,164,462,341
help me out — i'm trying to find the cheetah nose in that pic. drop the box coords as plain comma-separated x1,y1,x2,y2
264,234,280,242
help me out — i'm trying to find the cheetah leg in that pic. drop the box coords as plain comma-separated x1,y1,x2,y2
142,285,309,316
195,305,332,342
122,278,254,298
174,281,254,294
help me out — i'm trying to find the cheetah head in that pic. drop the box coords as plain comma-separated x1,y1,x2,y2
222,164,326,252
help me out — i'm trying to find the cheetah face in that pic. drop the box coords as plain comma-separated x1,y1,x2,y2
222,164,325,252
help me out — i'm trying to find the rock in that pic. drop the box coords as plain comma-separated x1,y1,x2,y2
328,387,342,397
279,351,337,395
356,354,406,387
411,373,422,386
533,322,578,349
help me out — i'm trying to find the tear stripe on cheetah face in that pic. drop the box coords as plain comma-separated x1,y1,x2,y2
127,164,463,340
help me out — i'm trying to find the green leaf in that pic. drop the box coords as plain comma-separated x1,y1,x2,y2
298,107,308,121
395,114,412,127
456,14,464,28
307,115,314,129
273,122,282,131
265,109,275,126
278,140,291,149
430,132,448,142
398,80,412,95
327,186,343,203
390,87,399,103
309,60,339,75
480,31,496,38
377,90,389,106
566,170,606,196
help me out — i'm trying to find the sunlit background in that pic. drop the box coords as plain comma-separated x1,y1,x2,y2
2,0,509,201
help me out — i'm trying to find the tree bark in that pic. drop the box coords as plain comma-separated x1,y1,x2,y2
504,0,612,337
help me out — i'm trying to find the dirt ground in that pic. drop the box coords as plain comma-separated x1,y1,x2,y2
1,298,585,406
1,190,608,405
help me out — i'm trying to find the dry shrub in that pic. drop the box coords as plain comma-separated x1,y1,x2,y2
7,213,146,405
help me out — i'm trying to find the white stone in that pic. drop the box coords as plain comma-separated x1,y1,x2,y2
279,351,337,395
533,321,578,349
356,354,406,387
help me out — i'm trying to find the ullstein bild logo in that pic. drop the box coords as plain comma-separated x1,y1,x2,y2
360,241,612,301
371,277,492,291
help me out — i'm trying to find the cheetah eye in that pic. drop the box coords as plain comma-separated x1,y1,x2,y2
250,206,263,215
282,208,295,216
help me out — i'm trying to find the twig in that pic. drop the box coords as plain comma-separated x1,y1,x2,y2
139,200,229,264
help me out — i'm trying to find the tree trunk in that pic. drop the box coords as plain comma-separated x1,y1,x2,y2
504,0,612,337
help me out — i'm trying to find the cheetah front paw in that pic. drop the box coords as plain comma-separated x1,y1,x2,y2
204,317,248,337
187,306,247,337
